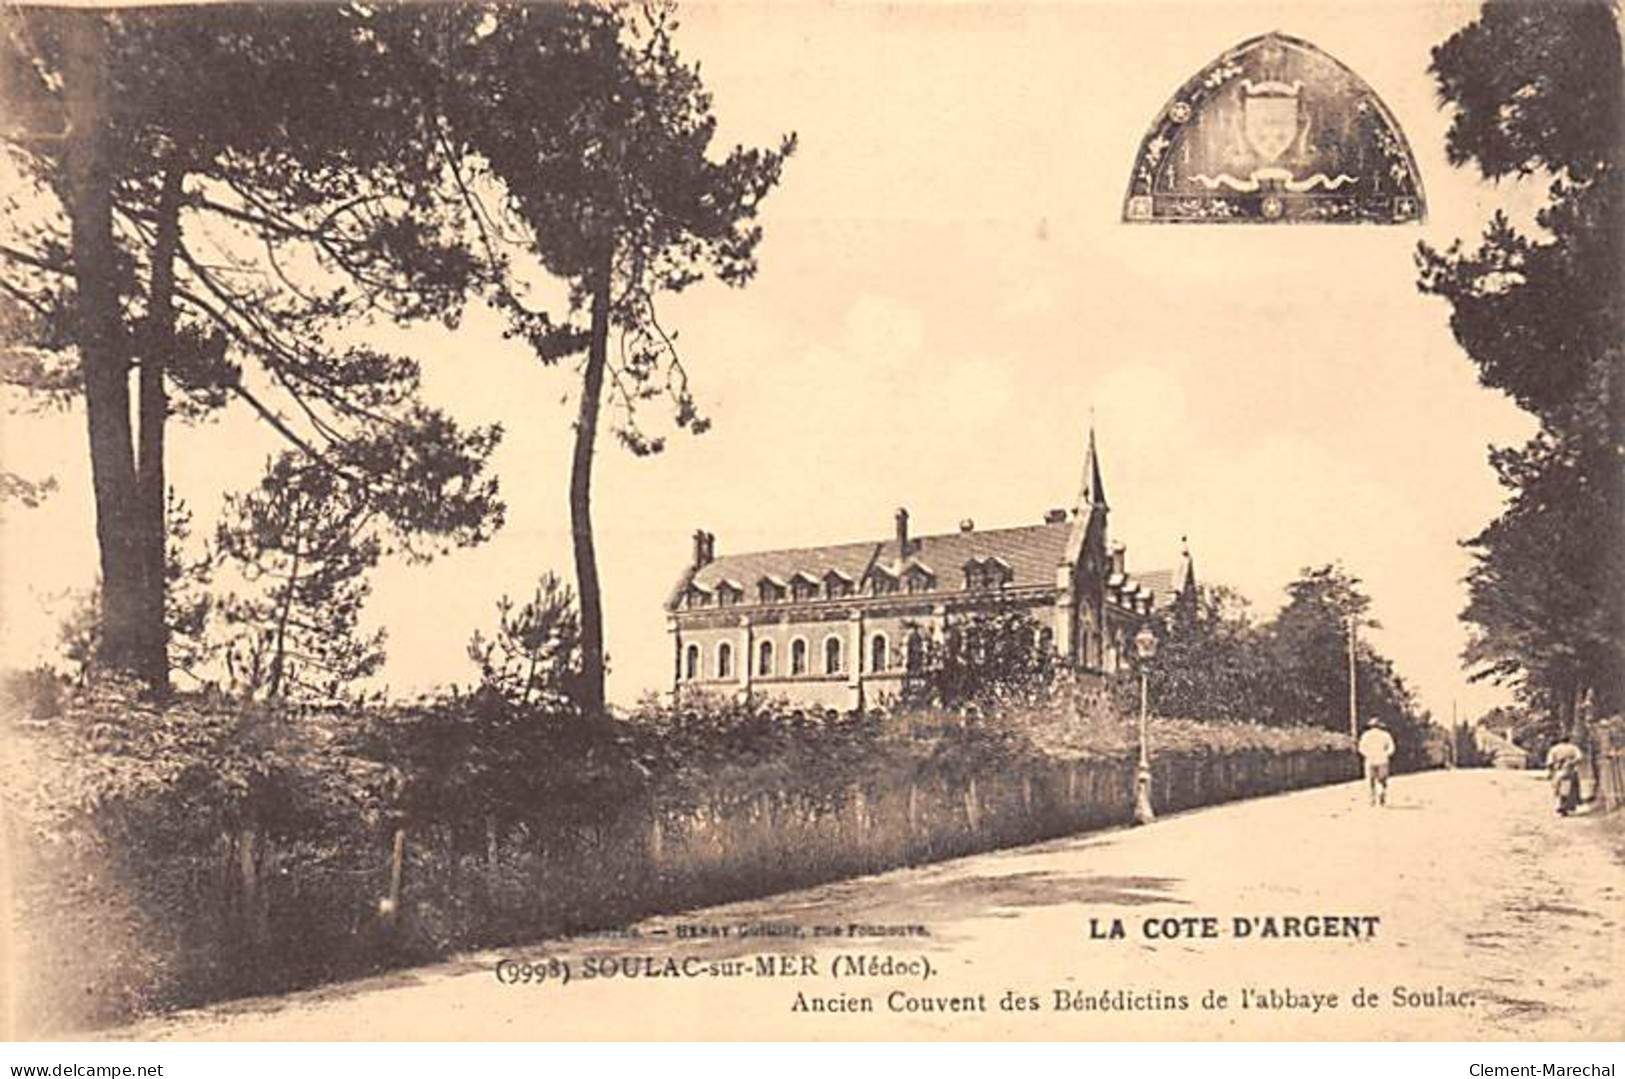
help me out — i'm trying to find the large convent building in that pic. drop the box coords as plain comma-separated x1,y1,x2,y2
664,431,1196,710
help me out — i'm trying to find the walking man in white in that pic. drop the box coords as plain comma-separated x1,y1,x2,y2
1358,716,1396,807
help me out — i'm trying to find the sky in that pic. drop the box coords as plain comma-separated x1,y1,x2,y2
0,0,1541,722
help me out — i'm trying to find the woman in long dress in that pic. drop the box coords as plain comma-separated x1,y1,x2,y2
1546,737,1585,816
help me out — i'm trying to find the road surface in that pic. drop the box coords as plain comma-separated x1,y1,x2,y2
118,769,1623,1041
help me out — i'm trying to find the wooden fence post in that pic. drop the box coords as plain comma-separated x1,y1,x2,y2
237,826,270,948
383,826,407,929
649,813,665,867
238,827,256,918
964,776,981,834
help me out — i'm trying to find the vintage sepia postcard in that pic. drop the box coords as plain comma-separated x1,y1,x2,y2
0,0,1620,1049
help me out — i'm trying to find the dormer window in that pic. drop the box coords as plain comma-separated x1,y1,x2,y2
866,568,900,596
686,585,713,608
717,581,743,607
824,571,854,599
790,572,819,602
963,557,1011,591
904,564,935,594
758,577,786,604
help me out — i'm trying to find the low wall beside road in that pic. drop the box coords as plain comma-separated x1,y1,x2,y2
11,719,1356,1036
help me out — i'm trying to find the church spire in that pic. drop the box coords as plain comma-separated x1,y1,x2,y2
1175,535,1196,595
1077,423,1108,514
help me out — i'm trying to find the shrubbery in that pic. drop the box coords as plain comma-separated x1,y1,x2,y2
3,678,1352,1034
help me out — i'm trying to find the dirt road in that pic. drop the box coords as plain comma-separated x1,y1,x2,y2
120,769,1623,1041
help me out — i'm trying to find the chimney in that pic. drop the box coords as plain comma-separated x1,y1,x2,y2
1110,542,1126,576
895,507,910,556
959,518,975,533
692,529,714,568
1044,507,1068,525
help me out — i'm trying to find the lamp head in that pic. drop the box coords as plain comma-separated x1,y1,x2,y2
1134,626,1158,661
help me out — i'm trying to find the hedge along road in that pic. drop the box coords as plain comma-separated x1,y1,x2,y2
117,769,1623,1041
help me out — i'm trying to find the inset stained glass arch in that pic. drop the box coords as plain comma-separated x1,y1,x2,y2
1123,33,1425,224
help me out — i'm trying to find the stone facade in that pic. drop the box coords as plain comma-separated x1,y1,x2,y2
665,430,1195,710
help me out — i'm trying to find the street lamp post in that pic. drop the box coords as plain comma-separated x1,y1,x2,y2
1347,614,1359,740
1133,626,1157,825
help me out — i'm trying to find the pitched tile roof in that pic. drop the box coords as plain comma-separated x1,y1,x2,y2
677,518,1073,609
1135,568,1176,602
883,521,1071,590
1130,568,1190,611
684,537,881,601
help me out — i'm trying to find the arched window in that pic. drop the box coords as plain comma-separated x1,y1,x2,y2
684,643,700,681
905,631,926,673
758,639,775,677
870,633,889,673
717,641,733,680
790,638,808,676
824,636,843,675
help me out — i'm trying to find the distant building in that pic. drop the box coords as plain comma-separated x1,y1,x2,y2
1474,726,1530,770
664,430,1196,710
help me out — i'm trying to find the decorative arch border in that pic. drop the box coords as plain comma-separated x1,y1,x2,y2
1123,32,1425,224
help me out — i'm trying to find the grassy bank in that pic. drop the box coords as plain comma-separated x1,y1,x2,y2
4,684,1353,1034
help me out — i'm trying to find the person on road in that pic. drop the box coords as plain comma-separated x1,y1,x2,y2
1358,716,1396,807
1546,735,1585,817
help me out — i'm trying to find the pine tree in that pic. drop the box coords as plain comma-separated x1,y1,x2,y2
1417,0,1624,724
449,5,795,720
2,7,504,692
215,454,386,705
467,573,583,713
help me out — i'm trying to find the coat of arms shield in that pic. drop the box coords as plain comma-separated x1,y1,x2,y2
1242,79,1301,163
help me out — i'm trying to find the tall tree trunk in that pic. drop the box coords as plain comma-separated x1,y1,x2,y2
570,253,612,722
136,159,187,695
62,13,143,681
